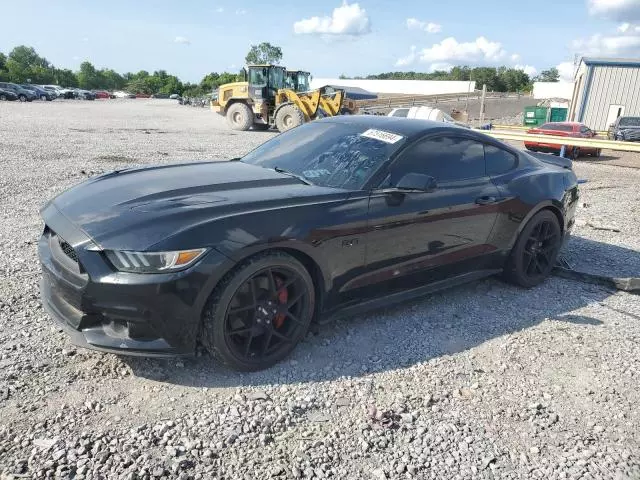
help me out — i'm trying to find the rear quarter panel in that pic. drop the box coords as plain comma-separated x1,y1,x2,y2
487,155,579,254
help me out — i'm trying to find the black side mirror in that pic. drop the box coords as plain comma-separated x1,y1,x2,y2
396,173,437,192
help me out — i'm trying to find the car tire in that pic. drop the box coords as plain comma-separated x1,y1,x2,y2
201,251,315,371
503,210,562,288
226,102,254,131
0,94,5,101
593,148,602,157
40,95,47,101
18,94,26,102
275,104,305,132
569,147,580,160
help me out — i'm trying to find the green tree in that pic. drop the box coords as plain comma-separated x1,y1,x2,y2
77,61,100,89
499,68,530,92
53,68,78,87
245,42,283,65
537,67,560,82
450,66,471,81
99,69,125,90
5,45,54,83
0,52,7,81
470,67,499,91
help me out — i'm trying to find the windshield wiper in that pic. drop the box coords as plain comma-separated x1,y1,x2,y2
273,166,313,185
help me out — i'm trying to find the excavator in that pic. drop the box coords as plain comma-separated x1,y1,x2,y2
210,64,351,132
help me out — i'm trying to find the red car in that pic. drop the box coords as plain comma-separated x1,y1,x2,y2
525,122,601,159
92,91,113,99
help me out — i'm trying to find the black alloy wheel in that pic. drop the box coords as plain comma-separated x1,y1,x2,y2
504,210,562,288
201,252,315,371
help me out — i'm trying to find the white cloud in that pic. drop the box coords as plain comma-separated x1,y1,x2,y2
81,37,89,43
174,36,191,45
511,53,521,62
395,45,417,67
429,62,454,72
617,22,640,32
589,0,640,21
235,9,246,14
406,18,442,33
215,7,224,12
417,36,506,63
293,1,371,36
514,64,538,76
573,32,640,56
556,62,576,82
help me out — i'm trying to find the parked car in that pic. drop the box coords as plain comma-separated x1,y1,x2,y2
388,106,469,128
151,93,170,99
20,84,56,101
73,89,96,100
0,82,36,102
607,116,640,142
135,93,152,98
0,87,19,101
169,93,181,100
92,90,112,99
113,91,136,98
525,122,600,159
41,85,75,99
38,116,579,371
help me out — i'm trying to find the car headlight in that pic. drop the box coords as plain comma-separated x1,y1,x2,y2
105,248,207,273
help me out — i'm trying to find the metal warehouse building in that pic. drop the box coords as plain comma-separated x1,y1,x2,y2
568,57,640,131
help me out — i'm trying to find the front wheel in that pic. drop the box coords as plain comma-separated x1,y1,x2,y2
41,95,47,101
503,210,562,288
0,94,6,101
275,104,305,132
18,94,27,102
570,147,580,159
226,102,254,131
201,251,315,371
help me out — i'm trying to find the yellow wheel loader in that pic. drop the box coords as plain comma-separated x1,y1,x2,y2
210,64,348,132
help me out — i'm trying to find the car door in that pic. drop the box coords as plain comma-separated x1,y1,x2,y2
352,134,501,290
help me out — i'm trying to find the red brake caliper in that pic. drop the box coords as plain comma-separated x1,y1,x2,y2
273,277,288,328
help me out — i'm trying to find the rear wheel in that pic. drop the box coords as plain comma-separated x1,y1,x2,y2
569,147,580,159
40,95,47,101
275,104,305,132
0,94,6,101
593,148,602,157
226,102,254,131
18,94,26,102
201,251,315,371
503,210,562,288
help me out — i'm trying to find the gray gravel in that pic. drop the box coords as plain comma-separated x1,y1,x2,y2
1,99,640,480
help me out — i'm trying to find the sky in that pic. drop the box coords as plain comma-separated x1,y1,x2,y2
2,0,640,83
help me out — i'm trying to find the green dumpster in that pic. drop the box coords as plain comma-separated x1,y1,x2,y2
523,106,549,127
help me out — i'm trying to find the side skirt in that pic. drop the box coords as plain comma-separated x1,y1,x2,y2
319,269,502,324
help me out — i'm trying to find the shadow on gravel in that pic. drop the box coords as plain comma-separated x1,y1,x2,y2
123,236,638,388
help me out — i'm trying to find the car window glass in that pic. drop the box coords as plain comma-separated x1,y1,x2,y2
540,123,573,132
619,117,640,127
580,126,590,134
241,122,408,190
391,109,409,117
484,144,517,175
391,136,486,183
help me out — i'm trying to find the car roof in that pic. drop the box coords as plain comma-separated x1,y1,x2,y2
316,115,461,139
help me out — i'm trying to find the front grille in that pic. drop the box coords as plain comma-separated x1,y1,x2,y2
58,237,78,263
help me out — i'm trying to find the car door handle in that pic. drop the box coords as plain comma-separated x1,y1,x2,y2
475,196,497,205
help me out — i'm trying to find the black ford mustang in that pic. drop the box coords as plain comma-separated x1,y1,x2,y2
39,116,579,370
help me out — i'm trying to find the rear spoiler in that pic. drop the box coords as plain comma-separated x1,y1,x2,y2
528,152,572,169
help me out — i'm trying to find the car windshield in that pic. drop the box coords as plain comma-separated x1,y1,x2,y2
619,117,640,127
540,123,573,132
240,122,408,190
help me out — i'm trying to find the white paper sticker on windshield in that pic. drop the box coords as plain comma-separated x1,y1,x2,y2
360,128,404,144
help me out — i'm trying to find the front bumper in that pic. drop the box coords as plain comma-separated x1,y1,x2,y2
38,204,234,357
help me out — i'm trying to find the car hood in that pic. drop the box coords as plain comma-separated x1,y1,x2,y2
43,160,347,250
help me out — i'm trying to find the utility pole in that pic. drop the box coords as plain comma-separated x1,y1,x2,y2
479,84,487,125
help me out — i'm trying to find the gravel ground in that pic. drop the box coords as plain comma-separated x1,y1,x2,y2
1,100,639,480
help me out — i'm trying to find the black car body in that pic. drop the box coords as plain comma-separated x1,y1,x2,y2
0,82,36,101
0,87,19,101
39,116,579,370
21,84,56,101
608,116,640,142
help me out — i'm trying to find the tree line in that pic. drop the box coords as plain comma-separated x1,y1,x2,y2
0,43,561,97
0,45,243,97
340,66,561,92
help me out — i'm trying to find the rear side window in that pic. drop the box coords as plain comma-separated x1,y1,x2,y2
391,108,409,117
484,144,517,175
392,136,486,183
